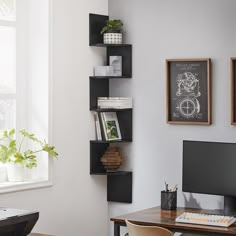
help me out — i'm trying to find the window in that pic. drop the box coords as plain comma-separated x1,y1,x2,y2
0,0,51,192
0,0,16,129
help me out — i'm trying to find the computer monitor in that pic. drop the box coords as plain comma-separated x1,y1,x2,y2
183,140,236,215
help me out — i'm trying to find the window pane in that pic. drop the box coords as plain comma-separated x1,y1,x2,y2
0,25,16,94
0,0,15,21
0,98,15,129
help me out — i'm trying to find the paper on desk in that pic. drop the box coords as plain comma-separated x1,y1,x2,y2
0,208,32,220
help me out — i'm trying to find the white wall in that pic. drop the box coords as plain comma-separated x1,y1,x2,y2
0,1,109,236
109,0,236,235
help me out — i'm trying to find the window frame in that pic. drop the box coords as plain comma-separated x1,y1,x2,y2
0,0,54,193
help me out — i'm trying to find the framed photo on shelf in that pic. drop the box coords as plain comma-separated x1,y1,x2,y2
231,58,236,125
109,56,122,76
100,112,122,141
166,58,211,125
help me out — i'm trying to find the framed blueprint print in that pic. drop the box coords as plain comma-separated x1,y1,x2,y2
166,58,211,125
231,58,236,125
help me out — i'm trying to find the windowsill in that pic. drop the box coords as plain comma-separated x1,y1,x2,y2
0,179,53,194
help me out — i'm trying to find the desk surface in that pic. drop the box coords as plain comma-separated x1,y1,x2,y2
111,206,236,235
30,234,54,236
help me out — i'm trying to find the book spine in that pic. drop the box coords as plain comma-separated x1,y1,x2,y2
97,99,133,109
98,97,132,100
98,112,107,141
94,112,102,140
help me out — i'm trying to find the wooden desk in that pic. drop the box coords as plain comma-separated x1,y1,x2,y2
110,206,236,236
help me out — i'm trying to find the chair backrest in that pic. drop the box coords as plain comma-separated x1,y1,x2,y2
125,220,173,236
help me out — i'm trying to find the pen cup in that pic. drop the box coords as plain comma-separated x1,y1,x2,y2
161,191,177,210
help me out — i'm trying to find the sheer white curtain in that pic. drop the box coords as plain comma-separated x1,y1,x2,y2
0,0,50,187
0,0,16,129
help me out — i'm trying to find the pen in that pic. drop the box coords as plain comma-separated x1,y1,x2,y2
165,181,169,192
172,184,178,192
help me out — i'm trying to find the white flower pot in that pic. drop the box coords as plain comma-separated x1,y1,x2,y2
104,33,122,44
24,168,33,181
0,164,8,182
7,163,25,182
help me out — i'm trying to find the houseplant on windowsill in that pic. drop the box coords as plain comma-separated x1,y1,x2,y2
0,129,58,182
101,19,123,44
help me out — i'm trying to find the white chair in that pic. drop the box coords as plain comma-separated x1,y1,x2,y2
126,220,173,236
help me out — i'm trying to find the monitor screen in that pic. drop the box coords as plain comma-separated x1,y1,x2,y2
183,140,236,197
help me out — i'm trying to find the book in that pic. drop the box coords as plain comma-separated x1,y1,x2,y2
100,112,122,141
94,112,102,140
97,97,133,109
98,97,132,100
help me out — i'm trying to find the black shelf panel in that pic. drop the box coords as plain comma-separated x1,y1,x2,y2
90,172,107,175
89,13,108,46
90,139,132,144
90,78,109,110
90,170,131,176
107,171,132,203
91,109,132,141
90,108,132,112
90,141,108,174
90,76,131,79
90,43,132,47
90,139,133,175
90,141,131,175
107,45,132,78
89,78,132,110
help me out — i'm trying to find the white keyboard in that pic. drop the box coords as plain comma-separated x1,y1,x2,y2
175,212,236,227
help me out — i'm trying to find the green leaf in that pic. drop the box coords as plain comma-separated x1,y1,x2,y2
9,140,16,149
101,19,123,34
9,129,15,137
42,144,58,158
0,128,59,168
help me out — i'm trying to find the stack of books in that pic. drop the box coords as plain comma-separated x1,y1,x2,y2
97,97,132,109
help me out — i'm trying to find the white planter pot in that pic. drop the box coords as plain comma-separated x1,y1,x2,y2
104,33,122,44
24,168,33,181
0,164,8,182
7,164,25,182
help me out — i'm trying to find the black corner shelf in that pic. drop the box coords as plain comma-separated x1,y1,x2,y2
91,108,132,112
89,13,108,46
107,171,132,203
90,142,132,175
91,169,133,203
90,43,131,47
90,44,132,78
107,45,132,78
89,13,133,203
90,75,131,79
90,77,109,109
90,139,132,144
90,141,108,174
89,76,132,110
91,109,132,141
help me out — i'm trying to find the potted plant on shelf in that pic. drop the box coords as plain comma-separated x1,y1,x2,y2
101,19,123,44
0,129,58,182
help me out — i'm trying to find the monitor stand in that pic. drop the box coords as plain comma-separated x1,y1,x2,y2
224,196,236,216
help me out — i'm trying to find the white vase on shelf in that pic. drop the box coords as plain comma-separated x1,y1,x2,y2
7,163,25,182
0,164,8,182
103,32,122,44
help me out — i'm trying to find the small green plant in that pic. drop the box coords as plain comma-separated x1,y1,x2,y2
0,129,58,169
100,19,123,34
